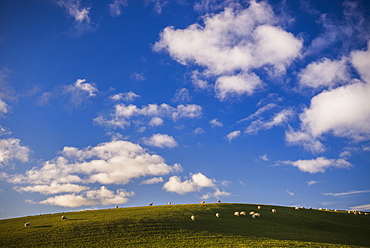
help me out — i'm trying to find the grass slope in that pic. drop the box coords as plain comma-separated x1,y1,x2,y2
1,203,369,247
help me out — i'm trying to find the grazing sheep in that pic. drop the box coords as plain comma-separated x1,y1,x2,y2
257,206,261,210
191,215,195,221
200,201,205,204
249,211,255,215
348,210,351,214
295,207,299,210
115,206,119,209
234,212,240,216
251,213,260,219
168,202,171,205
24,222,31,228
217,200,221,203
148,202,153,206
325,208,329,211
61,216,67,220
240,211,246,216
308,207,312,210
365,213,368,216
216,213,220,218
271,209,277,213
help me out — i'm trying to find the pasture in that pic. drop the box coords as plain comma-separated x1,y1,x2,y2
1,203,369,247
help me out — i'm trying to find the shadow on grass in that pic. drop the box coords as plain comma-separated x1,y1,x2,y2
34,225,53,228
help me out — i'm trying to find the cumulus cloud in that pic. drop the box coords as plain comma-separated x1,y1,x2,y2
94,103,202,130
0,98,9,114
351,40,370,84
110,92,140,102
39,186,135,208
154,1,302,100
163,172,215,194
298,58,350,89
142,133,178,148
285,126,325,153
246,108,293,134
0,138,30,166
109,0,128,17
200,188,231,200
172,88,191,103
140,177,164,185
280,157,352,174
4,140,181,186
226,130,241,142
149,117,164,127
15,182,89,195
62,79,99,109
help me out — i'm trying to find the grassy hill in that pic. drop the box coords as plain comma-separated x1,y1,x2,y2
1,203,369,247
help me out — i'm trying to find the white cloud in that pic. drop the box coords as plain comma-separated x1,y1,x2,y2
351,40,370,84
298,58,350,89
246,108,293,134
226,130,241,142
349,203,370,211
209,118,223,128
163,172,215,194
149,117,164,127
154,2,302,100
281,157,352,174
285,127,325,153
0,138,30,166
172,88,191,103
94,103,202,130
130,72,146,81
63,79,98,109
54,0,93,34
5,140,181,185
193,127,204,135
260,154,269,161
307,180,319,186
300,80,370,141
239,103,277,123
200,188,231,200
110,92,140,102
142,133,178,148
323,189,370,197
39,186,134,208
140,177,164,185
0,98,9,114
15,183,89,195
109,0,128,17
286,189,295,196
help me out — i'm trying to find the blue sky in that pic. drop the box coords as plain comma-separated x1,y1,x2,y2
0,0,369,219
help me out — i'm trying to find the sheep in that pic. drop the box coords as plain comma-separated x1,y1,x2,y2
348,210,351,214
61,215,67,220
249,211,255,216
168,202,171,205
325,208,329,211
319,208,323,210
365,213,368,216
257,206,261,210
251,213,260,219
216,213,220,218
240,211,246,216
271,209,277,213
24,222,31,228
234,211,240,216
191,215,195,221
148,202,153,206
115,206,119,209
217,200,221,203
200,201,205,204
295,207,299,210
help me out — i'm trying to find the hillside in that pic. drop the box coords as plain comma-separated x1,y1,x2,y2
1,203,369,247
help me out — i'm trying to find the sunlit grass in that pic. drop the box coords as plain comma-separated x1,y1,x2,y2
1,203,369,247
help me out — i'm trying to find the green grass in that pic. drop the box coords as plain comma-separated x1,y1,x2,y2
1,203,369,247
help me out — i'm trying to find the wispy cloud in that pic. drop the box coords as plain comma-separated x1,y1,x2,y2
349,203,370,211
323,189,370,197
109,0,128,17
280,157,352,174
286,189,295,196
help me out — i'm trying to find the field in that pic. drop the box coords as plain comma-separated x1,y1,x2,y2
1,203,369,247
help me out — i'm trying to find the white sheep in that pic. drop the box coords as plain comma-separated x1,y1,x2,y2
348,210,351,214
24,222,31,228
365,213,368,216
257,206,261,210
319,208,323,210
200,201,205,204
148,202,153,206
251,213,260,219
295,207,299,210
334,209,337,211
240,211,246,216
216,213,220,218
271,209,277,213
234,211,240,216
249,211,255,215
115,206,119,209
168,202,171,205
191,215,195,221
61,215,67,220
